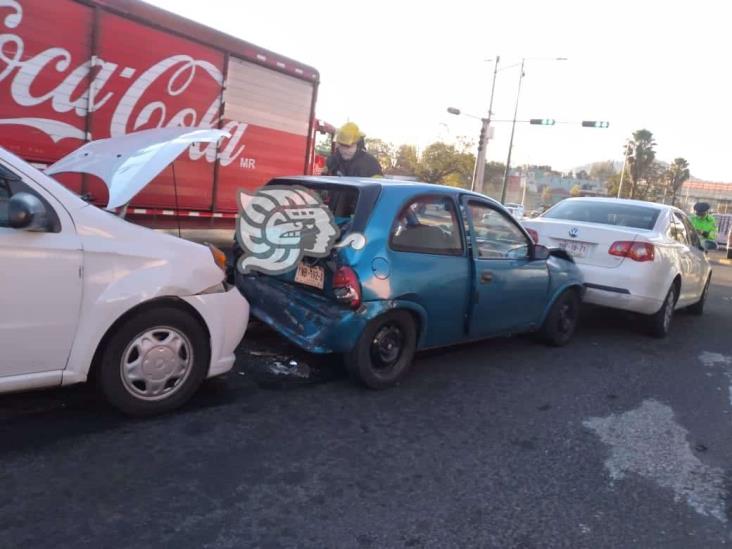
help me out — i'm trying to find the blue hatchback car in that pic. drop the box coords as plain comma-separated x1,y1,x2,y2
236,177,584,388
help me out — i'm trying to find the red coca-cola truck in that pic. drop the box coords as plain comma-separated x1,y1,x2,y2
0,0,333,231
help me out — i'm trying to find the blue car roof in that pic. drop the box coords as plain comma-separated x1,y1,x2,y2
270,176,502,206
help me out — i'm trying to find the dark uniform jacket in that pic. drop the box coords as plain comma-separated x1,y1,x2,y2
324,149,383,177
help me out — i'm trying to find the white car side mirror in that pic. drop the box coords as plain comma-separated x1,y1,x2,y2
8,192,48,232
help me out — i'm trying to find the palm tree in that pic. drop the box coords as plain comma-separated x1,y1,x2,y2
665,158,690,206
626,129,657,199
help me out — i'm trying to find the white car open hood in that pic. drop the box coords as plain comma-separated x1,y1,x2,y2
46,127,229,210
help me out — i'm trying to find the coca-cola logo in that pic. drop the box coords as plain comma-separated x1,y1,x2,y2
0,0,246,166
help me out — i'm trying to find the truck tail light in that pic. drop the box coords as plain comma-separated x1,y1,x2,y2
608,241,655,262
525,228,539,243
333,266,362,309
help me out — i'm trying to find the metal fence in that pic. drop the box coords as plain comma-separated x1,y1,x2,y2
713,213,732,246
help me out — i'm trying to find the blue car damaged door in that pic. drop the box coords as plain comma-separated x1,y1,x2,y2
387,193,471,347
461,197,550,337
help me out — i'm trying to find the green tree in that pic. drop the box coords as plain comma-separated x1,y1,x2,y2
570,184,582,197
633,160,665,202
365,138,395,172
606,172,623,197
606,152,635,198
665,158,690,205
390,144,419,177
481,161,507,198
415,142,474,186
589,161,617,182
626,129,657,199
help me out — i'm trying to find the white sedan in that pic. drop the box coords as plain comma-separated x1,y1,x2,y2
0,128,249,415
523,197,712,337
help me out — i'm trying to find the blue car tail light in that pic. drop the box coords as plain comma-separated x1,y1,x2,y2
333,266,362,309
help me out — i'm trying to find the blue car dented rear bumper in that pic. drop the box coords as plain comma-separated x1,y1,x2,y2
237,275,385,354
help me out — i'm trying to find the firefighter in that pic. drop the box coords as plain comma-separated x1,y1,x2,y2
690,202,718,242
324,122,383,177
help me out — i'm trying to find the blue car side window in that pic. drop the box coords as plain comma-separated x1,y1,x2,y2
390,195,463,256
467,202,530,259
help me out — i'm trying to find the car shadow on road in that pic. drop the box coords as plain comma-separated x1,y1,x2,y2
0,320,347,456
0,370,263,457
0,292,720,456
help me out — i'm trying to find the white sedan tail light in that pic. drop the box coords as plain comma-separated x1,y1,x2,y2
608,241,655,262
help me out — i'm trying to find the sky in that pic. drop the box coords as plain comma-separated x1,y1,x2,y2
147,0,732,182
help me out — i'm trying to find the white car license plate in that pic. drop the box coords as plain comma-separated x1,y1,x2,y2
294,263,325,289
555,239,590,258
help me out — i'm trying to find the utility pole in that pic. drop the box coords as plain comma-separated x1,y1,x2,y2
617,141,631,199
500,58,525,204
472,56,500,193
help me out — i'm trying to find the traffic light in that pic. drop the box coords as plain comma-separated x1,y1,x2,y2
530,119,556,125
477,126,485,150
582,121,610,128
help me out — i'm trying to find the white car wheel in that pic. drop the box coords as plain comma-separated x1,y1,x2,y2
646,285,677,338
688,275,711,316
97,306,210,416
120,327,194,401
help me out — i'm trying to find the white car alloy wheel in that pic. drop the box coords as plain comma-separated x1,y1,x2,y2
120,327,194,401
647,285,677,338
97,306,210,416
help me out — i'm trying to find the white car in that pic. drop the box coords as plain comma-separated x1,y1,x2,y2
0,128,249,415
523,197,712,337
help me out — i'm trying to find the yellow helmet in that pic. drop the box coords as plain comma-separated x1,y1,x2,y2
335,122,364,146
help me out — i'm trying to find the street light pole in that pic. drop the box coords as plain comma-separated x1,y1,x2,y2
500,58,525,204
617,141,631,199
472,56,500,193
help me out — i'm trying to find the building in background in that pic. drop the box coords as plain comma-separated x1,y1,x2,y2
676,180,732,214
499,168,607,211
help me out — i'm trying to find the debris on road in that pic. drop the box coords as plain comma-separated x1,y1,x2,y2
268,359,312,379
247,350,280,357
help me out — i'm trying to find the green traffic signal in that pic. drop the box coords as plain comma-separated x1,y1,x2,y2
582,121,610,128
529,119,556,125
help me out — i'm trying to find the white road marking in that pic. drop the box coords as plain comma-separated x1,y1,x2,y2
584,399,726,523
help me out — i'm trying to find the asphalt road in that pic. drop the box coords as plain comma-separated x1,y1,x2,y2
1,256,731,548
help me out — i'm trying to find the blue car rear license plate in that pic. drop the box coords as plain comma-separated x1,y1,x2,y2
294,263,325,289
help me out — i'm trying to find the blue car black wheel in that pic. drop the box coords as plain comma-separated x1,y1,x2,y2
540,289,580,347
346,310,417,389
371,324,405,369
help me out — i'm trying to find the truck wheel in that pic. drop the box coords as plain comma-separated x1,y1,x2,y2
687,275,711,316
645,284,677,338
96,306,210,416
345,310,417,389
540,289,580,346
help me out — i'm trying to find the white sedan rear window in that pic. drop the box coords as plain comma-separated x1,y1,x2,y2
543,201,660,230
